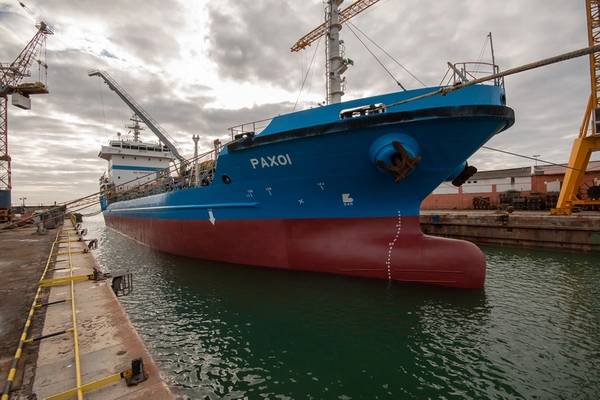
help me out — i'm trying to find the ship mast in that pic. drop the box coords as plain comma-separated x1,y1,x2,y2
326,0,344,104
326,0,346,104
292,0,381,104
127,114,144,142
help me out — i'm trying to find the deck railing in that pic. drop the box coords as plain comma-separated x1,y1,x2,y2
104,140,228,205
450,62,504,87
227,117,272,140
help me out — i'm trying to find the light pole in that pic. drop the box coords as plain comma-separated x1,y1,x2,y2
19,196,27,207
532,154,541,167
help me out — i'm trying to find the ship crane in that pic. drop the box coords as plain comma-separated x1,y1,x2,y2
88,70,186,166
291,0,381,104
0,20,52,219
552,0,600,214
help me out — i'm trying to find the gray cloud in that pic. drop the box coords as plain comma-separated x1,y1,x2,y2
206,0,320,90
0,0,593,204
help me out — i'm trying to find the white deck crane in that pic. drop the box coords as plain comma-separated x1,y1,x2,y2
88,70,186,166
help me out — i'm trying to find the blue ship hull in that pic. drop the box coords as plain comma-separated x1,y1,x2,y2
102,85,514,288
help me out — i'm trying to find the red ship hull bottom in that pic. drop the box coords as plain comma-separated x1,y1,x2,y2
104,215,485,289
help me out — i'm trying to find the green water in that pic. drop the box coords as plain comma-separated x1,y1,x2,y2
86,216,600,399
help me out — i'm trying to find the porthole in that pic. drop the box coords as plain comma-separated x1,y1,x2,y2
222,175,231,184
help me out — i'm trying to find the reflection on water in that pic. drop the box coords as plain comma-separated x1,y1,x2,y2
86,216,600,399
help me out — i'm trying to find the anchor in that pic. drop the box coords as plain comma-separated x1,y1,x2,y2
376,141,422,183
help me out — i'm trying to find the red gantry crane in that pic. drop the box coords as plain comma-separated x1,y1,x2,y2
0,20,52,220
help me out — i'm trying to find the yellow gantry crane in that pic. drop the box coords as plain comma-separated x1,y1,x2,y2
291,0,381,52
552,0,600,214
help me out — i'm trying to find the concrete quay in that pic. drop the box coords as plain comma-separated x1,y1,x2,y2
420,210,600,251
0,219,172,399
0,224,55,396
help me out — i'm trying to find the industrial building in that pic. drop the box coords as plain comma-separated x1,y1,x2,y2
422,160,600,210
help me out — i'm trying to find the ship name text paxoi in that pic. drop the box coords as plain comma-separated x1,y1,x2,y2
250,154,293,169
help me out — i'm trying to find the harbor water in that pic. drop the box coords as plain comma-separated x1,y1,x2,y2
86,215,600,399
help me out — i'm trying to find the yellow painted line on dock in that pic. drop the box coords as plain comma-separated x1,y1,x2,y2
39,274,91,288
4,216,163,399
45,371,128,400
45,218,131,399
55,249,87,256
65,230,85,400
1,229,61,400
1,221,88,400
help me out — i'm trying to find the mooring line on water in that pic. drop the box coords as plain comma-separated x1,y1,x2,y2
386,44,600,109
481,146,586,172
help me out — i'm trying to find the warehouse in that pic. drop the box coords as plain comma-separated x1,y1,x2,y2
421,160,600,210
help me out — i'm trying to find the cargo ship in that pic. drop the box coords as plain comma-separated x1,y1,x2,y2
96,1,514,288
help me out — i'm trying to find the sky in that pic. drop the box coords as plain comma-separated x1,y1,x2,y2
0,0,592,204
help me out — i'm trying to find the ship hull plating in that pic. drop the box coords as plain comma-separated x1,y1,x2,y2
105,214,485,288
101,85,514,289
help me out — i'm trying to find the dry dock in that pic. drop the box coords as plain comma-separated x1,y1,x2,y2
0,218,172,399
421,210,600,251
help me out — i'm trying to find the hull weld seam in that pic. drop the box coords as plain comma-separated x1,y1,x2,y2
385,211,402,281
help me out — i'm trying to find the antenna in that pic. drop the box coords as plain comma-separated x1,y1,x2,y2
488,32,496,70
127,114,144,142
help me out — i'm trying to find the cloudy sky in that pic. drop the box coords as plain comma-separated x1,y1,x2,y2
0,0,592,204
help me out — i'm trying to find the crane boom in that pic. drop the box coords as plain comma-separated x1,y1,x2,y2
1,20,52,218
89,70,185,163
0,21,52,94
291,0,380,52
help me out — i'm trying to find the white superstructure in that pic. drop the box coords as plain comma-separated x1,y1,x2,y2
99,137,174,192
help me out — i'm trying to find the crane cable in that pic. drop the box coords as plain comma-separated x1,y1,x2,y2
437,67,451,87
347,21,427,87
475,34,490,65
293,37,322,111
437,144,588,190
345,22,406,90
481,146,585,172
0,146,218,231
97,78,108,132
